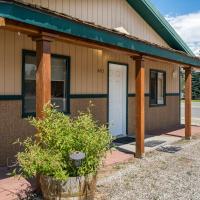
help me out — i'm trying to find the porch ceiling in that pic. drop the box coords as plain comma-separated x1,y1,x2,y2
0,0,200,67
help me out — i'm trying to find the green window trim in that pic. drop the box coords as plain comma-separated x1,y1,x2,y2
149,69,166,107
0,95,22,100
0,1,200,67
107,61,129,135
22,49,71,118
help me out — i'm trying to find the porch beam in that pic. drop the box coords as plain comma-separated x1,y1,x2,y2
34,35,52,120
185,67,192,139
135,57,145,158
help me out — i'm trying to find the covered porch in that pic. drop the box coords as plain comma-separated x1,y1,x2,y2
0,0,200,160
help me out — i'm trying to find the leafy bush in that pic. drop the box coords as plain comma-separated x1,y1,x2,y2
15,104,112,181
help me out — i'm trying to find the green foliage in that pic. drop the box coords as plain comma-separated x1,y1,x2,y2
192,71,200,100
15,104,112,181
180,70,200,100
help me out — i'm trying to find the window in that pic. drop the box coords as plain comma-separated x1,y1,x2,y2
150,70,166,106
22,51,70,117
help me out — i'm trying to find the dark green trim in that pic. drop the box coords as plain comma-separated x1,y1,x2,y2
23,112,36,118
149,69,166,107
0,1,200,67
22,49,71,118
127,0,194,55
70,94,108,98
166,93,180,96
0,95,22,100
21,50,35,118
128,93,179,97
128,93,136,97
66,56,71,112
107,61,129,135
179,68,181,125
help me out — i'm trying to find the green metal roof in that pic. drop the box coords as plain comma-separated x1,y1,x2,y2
127,0,194,56
0,1,200,67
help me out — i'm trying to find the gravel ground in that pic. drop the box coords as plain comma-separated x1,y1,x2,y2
96,136,200,200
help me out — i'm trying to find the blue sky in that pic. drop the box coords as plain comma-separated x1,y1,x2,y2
150,0,200,55
150,0,200,16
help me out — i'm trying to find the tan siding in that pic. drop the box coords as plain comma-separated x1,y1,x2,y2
0,31,181,166
71,98,107,124
0,30,5,94
0,30,179,96
0,96,179,165
5,31,15,95
128,96,180,136
22,0,170,48
0,101,35,166
144,59,180,94
14,32,24,95
145,96,180,132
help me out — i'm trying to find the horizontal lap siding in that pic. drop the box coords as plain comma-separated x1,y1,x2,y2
22,0,169,48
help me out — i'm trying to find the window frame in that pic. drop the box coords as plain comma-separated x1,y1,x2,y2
149,69,166,107
22,50,70,117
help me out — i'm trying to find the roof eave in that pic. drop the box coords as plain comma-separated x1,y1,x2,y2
0,1,199,67
127,0,195,56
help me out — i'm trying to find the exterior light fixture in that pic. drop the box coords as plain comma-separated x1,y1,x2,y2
69,151,85,168
173,68,178,78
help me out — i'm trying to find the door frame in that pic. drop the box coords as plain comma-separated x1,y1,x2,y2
107,61,129,136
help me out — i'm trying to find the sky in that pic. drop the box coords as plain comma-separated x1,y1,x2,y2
150,0,200,55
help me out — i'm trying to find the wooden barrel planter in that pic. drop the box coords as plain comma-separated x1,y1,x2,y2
40,174,96,200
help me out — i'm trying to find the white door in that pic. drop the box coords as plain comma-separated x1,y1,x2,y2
109,63,127,137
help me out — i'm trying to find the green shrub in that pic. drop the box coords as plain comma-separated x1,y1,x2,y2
15,104,112,181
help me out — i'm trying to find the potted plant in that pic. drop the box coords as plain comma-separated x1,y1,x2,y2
15,104,112,199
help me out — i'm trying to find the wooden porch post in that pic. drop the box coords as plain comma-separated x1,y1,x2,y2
185,67,192,139
35,36,52,119
135,57,145,158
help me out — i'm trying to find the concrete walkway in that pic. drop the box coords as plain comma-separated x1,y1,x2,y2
104,125,200,166
97,131,200,200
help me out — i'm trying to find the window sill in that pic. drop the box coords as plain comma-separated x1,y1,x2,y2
149,103,166,107
22,112,71,118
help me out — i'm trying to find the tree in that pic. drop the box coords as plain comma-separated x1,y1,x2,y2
180,70,200,100
192,71,200,99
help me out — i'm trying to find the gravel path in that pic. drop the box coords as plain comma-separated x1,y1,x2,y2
97,137,200,200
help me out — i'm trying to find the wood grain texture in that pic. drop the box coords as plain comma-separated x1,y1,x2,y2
135,58,145,158
185,67,192,139
36,39,51,119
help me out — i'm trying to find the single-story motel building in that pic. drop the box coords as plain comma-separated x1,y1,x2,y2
0,0,199,166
